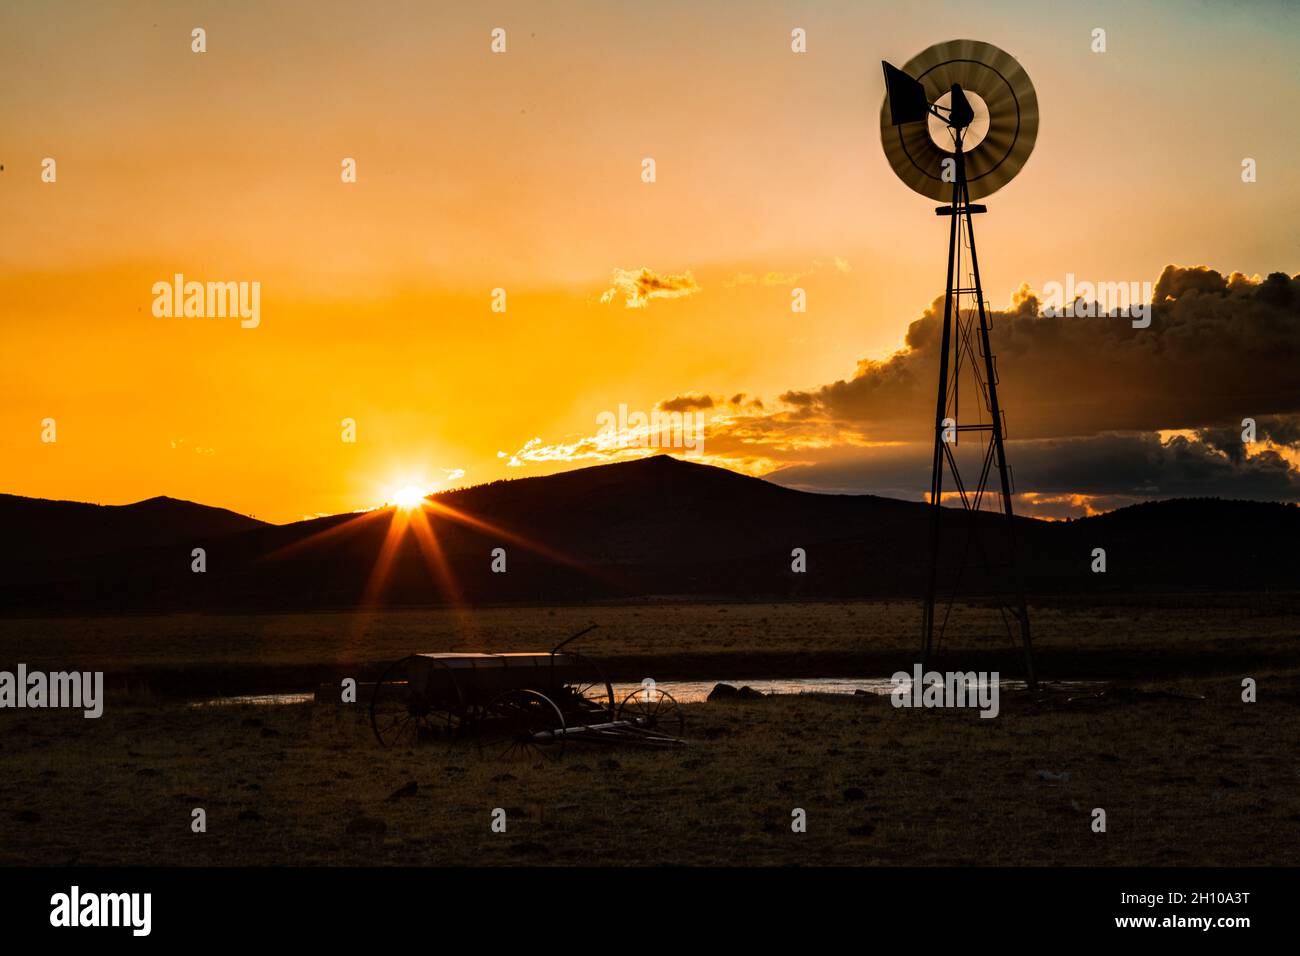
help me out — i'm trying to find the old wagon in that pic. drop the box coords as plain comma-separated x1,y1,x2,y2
369,626,685,759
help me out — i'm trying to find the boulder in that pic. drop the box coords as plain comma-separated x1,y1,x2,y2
707,683,739,701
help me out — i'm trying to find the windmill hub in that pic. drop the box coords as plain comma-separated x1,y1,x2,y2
928,87,990,150
880,38,1038,202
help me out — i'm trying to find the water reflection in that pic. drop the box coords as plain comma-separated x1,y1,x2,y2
192,676,1090,707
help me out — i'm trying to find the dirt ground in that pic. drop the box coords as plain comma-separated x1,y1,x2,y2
2,666,1296,866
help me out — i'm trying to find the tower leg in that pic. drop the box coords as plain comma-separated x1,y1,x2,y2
962,185,1037,689
920,138,1037,689
920,168,962,671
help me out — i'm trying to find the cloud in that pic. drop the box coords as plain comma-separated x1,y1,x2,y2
658,393,715,412
691,266,1300,512
780,266,1300,441
600,267,700,309
726,257,852,288
768,430,1300,502
1196,414,1300,464
656,392,764,413
510,265,1300,515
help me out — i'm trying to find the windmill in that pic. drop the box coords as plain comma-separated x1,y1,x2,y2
880,40,1039,688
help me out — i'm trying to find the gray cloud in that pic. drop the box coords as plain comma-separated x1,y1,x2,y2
768,431,1300,517
778,267,1300,441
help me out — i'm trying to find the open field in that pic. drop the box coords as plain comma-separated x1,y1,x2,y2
2,598,1295,866
2,669,1297,866
1,597,1298,696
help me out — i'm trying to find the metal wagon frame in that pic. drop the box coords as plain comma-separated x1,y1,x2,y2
370,626,685,759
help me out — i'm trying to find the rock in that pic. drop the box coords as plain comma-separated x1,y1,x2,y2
259,727,280,738
1036,770,1071,782
847,823,876,836
15,810,41,824
843,787,867,802
386,781,419,801
736,686,764,700
238,808,262,822
345,815,387,838
707,683,739,701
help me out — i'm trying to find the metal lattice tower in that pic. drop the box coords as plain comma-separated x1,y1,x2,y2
880,40,1041,687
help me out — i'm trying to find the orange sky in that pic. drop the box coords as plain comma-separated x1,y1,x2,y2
2,1,1296,521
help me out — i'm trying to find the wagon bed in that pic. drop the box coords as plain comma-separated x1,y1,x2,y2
370,627,686,759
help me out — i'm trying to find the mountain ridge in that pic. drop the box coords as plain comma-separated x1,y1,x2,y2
2,455,1296,612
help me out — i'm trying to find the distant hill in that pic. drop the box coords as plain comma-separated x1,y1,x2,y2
0,494,266,567
2,456,1297,612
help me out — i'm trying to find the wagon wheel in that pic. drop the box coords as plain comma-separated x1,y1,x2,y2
480,689,566,762
617,686,685,738
370,655,465,748
561,652,616,722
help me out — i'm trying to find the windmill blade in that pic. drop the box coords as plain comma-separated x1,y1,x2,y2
879,39,1038,201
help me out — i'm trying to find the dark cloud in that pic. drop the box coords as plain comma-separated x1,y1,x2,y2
629,265,1300,513
778,266,1300,441
728,392,763,410
658,393,715,413
1196,414,1300,464
657,392,767,413
768,431,1300,514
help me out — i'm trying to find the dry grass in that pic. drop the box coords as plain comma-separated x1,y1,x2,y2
1,599,1296,693
3,668,1297,866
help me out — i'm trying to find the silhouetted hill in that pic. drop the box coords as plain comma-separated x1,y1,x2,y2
0,493,266,568
2,457,1297,612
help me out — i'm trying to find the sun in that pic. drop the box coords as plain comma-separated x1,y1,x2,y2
390,485,426,511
